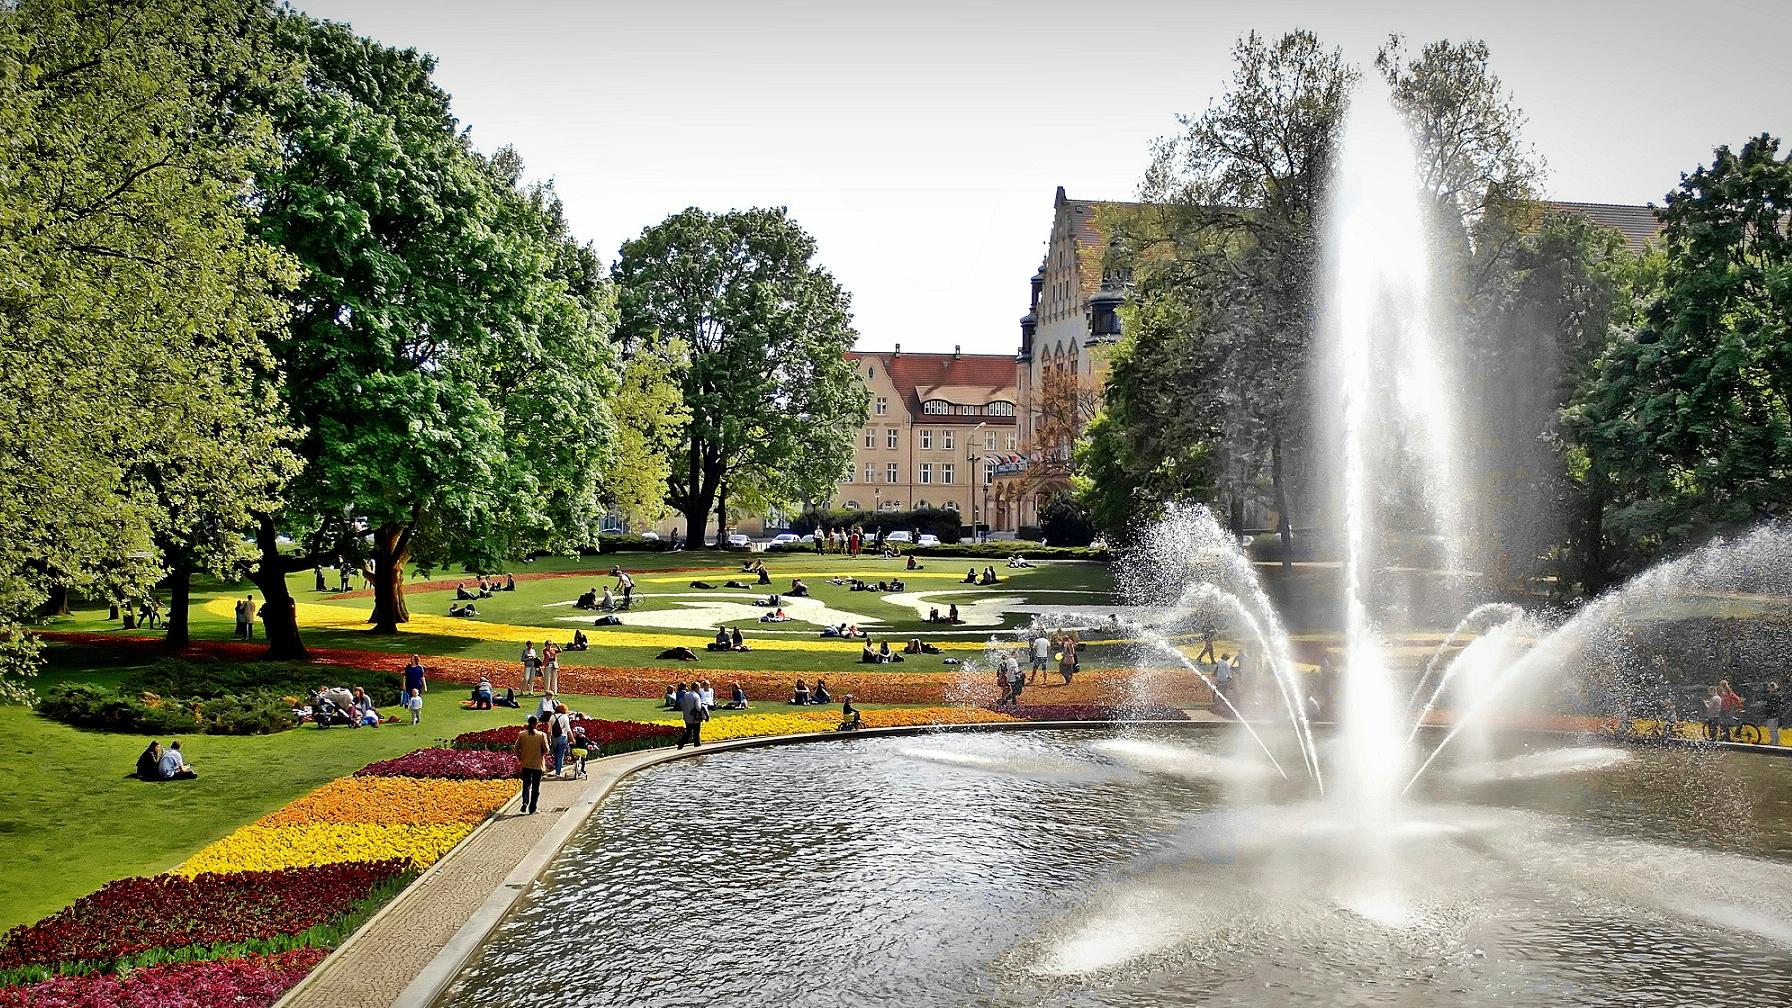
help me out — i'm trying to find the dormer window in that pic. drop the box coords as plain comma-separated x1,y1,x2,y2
923,400,949,415
989,401,1015,417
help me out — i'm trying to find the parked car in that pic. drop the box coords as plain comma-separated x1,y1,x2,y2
769,533,802,546
885,530,914,544
726,532,751,548
640,530,660,541
915,533,941,548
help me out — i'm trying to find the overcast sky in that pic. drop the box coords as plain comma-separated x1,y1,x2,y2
295,0,1791,356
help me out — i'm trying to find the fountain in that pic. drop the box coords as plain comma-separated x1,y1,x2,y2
432,82,1792,1008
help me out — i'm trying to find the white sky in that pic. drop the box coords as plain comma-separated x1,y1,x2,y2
296,0,1792,356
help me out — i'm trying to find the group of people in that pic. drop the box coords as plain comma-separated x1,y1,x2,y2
455,574,516,600
925,604,963,624
231,594,258,639
709,626,750,652
810,526,884,556
961,566,1001,585
663,680,748,714
994,630,1082,702
134,740,195,781
789,677,835,704
306,684,390,728
312,558,366,593
858,640,905,664
1704,678,1788,745
508,705,591,815
520,641,565,694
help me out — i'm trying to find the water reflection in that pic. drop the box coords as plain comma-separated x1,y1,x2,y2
439,729,1792,1008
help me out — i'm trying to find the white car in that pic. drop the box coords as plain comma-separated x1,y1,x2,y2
769,533,802,546
916,533,941,548
640,530,660,541
885,530,913,544
726,532,751,548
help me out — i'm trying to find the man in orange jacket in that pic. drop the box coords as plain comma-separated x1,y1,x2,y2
512,716,549,814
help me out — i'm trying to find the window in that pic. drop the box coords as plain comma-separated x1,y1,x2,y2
943,429,954,450
923,400,949,415
985,431,996,451
943,500,959,511
766,508,789,529
868,365,876,379
989,401,1015,417
875,396,887,416
886,428,898,449
882,500,900,512
917,499,930,509
844,500,860,510
886,463,899,484
920,430,932,450
863,428,874,449
1007,434,1017,451
942,464,955,485
983,462,994,483
863,462,875,483
919,463,932,484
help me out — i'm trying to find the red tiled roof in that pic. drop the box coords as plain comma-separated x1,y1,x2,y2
848,350,1018,425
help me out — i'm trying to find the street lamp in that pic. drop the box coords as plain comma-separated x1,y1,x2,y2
968,422,986,541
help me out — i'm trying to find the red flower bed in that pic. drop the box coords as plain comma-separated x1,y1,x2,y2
991,704,1192,722
0,863,406,972
354,748,519,780
0,947,327,1008
451,718,679,755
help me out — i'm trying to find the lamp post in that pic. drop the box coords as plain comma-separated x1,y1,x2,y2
968,422,986,541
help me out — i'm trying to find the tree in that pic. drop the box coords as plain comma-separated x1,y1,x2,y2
1104,30,1352,546
613,208,866,546
246,16,616,650
604,345,688,531
1563,134,1791,588
0,0,297,693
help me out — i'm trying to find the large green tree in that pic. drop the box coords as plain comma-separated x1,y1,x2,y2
0,0,298,692
1563,134,1790,589
613,208,865,546
246,15,615,651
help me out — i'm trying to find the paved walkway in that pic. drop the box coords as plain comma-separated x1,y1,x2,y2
279,773,587,1008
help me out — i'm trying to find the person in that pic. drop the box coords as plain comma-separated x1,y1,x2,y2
699,680,717,709
339,563,352,592
904,637,923,654
927,607,941,624
550,703,573,777
860,641,880,664
513,717,548,814
505,574,517,591
568,629,589,652
788,579,810,597
906,554,921,571
792,678,812,704
448,602,478,617
241,593,257,639
407,688,423,726
890,579,905,592
813,528,825,554
677,681,706,749
569,724,592,779
980,566,999,585
756,563,771,586
352,686,379,727
710,627,732,652
1006,651,1025,703
158,740,197,780
724,681,749,710
1703,686,1725,742
542,641,561,695
1195,619,1219,664
536,691,559,720
947,604,961,624
135,741,163,780
403,654,427,700
1214,652,1234,698
455,582,475,600
233,597,248,640
730,626,746,651
1758,680,1783,747
599,585,614,611
472,676,493,710
663,684,679,709
812,679,832,705
1058,642,1078,686
656,646,699,661
1007,555,1035,568
839,693,862,731
1718,679,1744,741
575,588,597,610
521,642,540,695
611,566,635,606
494,687,521,708
314,565,327,592
143,596,162,629
877,640,903,664
1030,633,1051,684
962,567,978,584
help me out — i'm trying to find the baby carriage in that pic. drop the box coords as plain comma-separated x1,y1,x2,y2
568,728,592,780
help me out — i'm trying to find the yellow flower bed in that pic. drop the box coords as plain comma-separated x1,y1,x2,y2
178,821,477,875
651,705,1020,742
257,777,515,828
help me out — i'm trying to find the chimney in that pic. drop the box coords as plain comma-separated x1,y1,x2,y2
953,344,961,359
893,343,901,355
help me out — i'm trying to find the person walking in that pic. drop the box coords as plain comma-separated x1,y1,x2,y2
1030,632,1050,685
677,680,707,749
403,654,427,700
406,688,423,726
521,642,539,695
513,717,548,814
550,703,573,777
242,595,258,640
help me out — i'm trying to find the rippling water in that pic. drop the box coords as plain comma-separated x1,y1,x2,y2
438,729,1792,1007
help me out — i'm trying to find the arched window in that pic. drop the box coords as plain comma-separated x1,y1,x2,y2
844,500,860,510
943,500,959,511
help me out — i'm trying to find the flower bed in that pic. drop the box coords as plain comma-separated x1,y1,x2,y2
178,822,479,876
988,704,1191,722
355,748,519,780
0,862,408,973
860,707,1020,729
0,947,327,1008
648,705,1022,742
257,777,517,828
450,718,679,754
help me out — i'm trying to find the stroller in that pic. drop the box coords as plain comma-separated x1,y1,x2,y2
309,691,356,728
568,728,592,780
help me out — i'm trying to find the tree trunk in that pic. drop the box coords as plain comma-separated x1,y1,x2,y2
1270,434,1293,572
715,482,729,546
369,523,412,632
250,515,308,660
165,561,192,650
1579,468,1610,597
39,583,71,618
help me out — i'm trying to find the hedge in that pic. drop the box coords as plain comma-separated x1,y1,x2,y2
913,542,1111,561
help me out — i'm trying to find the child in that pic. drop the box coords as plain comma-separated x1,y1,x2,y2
407,688,423,726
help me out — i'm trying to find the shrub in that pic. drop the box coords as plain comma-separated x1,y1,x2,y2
451,718,679,755
119,660,401,707
40,683,302,737
1039,497,1097,547
789,507,964,543
913,542,1111,561
354,749,518,780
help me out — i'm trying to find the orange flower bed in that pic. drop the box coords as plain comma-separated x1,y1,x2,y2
256,777,516,828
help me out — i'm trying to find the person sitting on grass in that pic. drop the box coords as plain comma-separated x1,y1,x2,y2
135,741,163,780
879,640,904,663
575,588,597,610
860,640,881,664
472,677,494,710
157,740,197,780
792,678,812,704
504,574,517,591
724,681,749,710
948,604,962,624
1007,555,1035,568
755,562,772,586
455,582,476,600
352,687,379,727
906,555,922,571
788,579,810,597
448,602,478,618
962,567,978,584
812,678,832,705
567,629,589,652
731,626,748,652
979,566,1000,585
839,693,862,731
709,627,732,652
600,585,615,611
